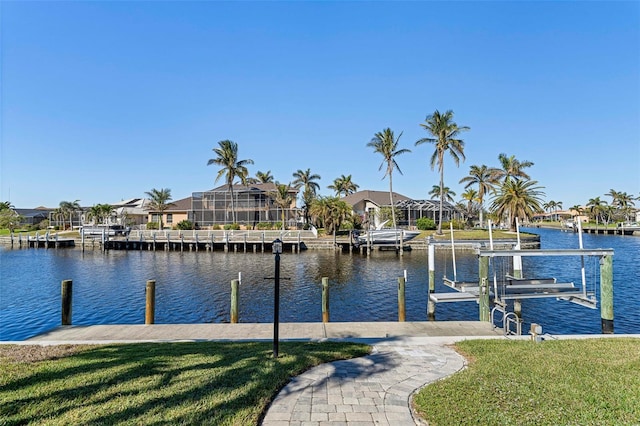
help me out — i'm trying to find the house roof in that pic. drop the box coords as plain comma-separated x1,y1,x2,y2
13,209,51,218
208,183,298,194
341,190,410,207
165,196,192,212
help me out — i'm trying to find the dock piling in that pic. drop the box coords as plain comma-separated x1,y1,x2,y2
145,280,156,324
600,255,614,333
231,279,239,323
398,276,406,322
322,277,329,323
61,280,73,325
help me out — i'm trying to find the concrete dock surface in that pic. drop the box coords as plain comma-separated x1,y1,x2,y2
24,321,501,344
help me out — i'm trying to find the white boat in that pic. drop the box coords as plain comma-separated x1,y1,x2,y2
357,229,421,245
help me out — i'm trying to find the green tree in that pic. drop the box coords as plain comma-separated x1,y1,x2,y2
327,174,359,197
207,140,254,224
367,128,411,230
309,196,351,234
58,200,81,230
586,197,607,228
496,153,534,182
415,110,469,235
292,168,322,225
0,209,23,232
145,188,174,229
461,188,480,224
269,183,295,231
0,201,14,210
254,170,274,184
490,179,545,231
428,185,456,203
459,164,500,227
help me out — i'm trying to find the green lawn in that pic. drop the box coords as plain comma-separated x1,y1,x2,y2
0,342,370,425
414,338,640,425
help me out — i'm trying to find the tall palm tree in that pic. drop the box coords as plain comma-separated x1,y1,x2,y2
327,174,359,197
459,164,499,227
145,188,174,229
207,140,254,224
586,197,607,228
367,128,411,229
58,200,81,230
416,110,469,234
490,179,545,231
496,153,534,182
292,168,322,225
428,185,456,203
270,183,295,230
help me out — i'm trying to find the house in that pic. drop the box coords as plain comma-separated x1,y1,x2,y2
13,208,52,227
341,190,461,229
146,196,192,229
191,183,299,229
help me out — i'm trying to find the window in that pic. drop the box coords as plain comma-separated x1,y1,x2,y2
167,214,173,224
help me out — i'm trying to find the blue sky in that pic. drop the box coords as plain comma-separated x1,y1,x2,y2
1,1,639,210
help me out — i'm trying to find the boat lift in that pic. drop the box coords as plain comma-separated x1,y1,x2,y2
428,220,615,335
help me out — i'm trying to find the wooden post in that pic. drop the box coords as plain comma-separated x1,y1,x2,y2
428,243,436,320
600,254,614,334
231,279,239,323
61,280,72,325
478,256,490,322
322,277,330,323
145,280,156,325
398,276,406,322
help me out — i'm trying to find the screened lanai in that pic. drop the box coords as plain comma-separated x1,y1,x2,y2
190,183,299,228
395,199,462,228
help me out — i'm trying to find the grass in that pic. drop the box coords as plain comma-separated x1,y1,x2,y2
0,341,370,425
413,338,640,426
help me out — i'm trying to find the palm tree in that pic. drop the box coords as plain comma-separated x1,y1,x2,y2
586,197,607,228
58,200,81,230
87,205,103,225
255,170,274,183
207,140,254,224
496,153,534,182
309,196,351,234
459,164,500,227
292,168,322,225
367,128,411,229
0,201,14,210
270,183,295,230
327,174,359,197
490,179,545,231
415,109,469,235
145,188,174,229
428,185,456,203
461,188,480,224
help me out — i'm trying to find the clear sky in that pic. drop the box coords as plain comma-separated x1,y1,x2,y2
1,1,639,210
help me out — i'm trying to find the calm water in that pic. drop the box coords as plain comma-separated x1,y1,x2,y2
1,228,638,341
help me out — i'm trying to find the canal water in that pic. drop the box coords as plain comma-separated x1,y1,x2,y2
1,228,638,341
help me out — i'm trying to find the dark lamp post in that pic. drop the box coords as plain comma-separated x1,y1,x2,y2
272,238,282,358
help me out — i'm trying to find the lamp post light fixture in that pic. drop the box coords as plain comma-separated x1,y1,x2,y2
272,238,283,358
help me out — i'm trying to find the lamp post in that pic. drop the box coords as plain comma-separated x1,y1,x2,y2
272,238,283,358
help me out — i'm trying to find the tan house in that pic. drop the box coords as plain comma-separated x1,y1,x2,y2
146,196,192,229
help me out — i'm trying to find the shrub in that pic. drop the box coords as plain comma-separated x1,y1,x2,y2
223,223,240,230
416,217,436,230
176,220,194,230
256,222,272,230
146,222,159,230
442,219,465,230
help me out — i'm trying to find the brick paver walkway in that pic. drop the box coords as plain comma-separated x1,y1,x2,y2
261,339,466,425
